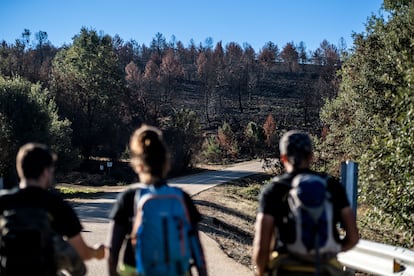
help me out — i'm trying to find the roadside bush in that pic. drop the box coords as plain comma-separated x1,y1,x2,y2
263,114,277,148
161,108,203,175
0,114,14,178
200,135,222,163
217,121,239,159
0,76,79,186
319,2,414,247
243,121,265,157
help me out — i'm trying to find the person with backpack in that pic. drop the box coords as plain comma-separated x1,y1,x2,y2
252,130,359,276
107,125,207,276
0,143,106,275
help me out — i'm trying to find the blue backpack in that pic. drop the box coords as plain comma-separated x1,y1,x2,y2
284,174,341,258
132,185,195,276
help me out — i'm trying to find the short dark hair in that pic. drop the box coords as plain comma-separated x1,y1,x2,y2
279,130,313,167
16,143,57,180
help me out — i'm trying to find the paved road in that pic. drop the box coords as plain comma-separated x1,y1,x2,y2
73,159,266,276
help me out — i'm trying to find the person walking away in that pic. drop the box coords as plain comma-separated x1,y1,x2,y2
252,130,359,276
0,143,106,276
107,125,207,276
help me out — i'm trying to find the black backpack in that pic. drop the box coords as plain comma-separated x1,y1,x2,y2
0,207,57,275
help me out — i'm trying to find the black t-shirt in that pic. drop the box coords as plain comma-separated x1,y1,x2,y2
258,169,350,249
109,183,202,267
0,186,83,239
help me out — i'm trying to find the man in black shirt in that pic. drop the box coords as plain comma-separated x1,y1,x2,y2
252,130,359,276
0,143,106,275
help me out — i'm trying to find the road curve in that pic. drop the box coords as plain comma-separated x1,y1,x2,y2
73,159,266,276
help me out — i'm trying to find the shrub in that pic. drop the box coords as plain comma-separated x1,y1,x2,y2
218,121,239,159
0,76,79,186
161,108,203,175
263,114,277,147
201,135,223,163
243,121,265,157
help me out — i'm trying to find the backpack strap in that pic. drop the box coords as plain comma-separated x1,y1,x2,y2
130,188,145,246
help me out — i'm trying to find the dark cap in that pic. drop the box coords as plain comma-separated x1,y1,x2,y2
279,130,312,165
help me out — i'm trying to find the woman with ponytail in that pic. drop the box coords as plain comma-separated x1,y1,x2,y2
107,125,207,276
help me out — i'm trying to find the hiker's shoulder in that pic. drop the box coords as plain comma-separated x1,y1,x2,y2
292,170,339,184
118,183,143,198
0,188,18,210
271,172,293,183
260,173,292,197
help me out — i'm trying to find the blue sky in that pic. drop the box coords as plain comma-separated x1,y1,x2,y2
0,0,384,52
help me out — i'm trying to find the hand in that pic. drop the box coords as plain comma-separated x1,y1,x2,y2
94,244,106,260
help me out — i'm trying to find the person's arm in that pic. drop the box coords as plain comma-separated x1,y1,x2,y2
328,177,359,252
340,206,359,251
252,212,275,276
106,189,136,276
50,193,105,261
68,233,105,260
182,190,202,225
190,227,208,276
107,221,128,276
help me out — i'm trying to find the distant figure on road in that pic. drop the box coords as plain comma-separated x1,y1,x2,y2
0,143,105,276
252,130,359,276
107,125,207,276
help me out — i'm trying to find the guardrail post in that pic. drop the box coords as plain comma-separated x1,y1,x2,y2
0,177,3,189
340,161,358,217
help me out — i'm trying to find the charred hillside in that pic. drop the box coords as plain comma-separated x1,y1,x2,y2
172,63,338,135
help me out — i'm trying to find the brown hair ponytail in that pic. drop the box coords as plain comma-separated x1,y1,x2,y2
130,125,169,179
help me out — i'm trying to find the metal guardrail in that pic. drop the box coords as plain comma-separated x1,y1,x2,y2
338,239,414,275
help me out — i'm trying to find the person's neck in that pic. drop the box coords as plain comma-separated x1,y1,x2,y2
284,163,311,173
138,173,162,185
19,179,45,189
